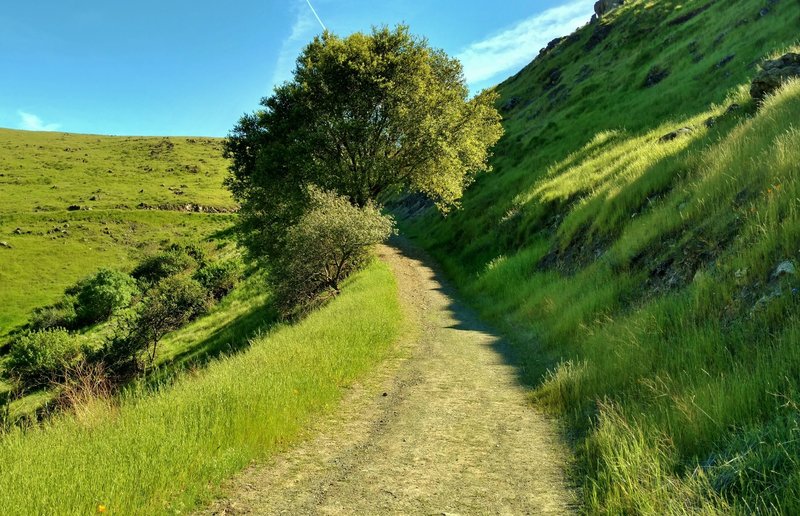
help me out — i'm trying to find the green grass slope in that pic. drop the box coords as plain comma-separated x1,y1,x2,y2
0,260,401,515
0,129,235,336
405,0,800,513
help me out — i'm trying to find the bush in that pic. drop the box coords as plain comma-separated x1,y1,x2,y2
106,276,210,367
4,329,84,390
132,247,198,285
74,269,139,326
272,187,395,316
29,295,78,331
194,258,243,300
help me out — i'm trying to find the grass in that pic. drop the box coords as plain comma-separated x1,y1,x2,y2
0,128,234,336
404,0,800,512
0,260,402,515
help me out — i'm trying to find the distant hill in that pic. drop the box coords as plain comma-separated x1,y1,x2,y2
405,0,800,512
0,129,234,335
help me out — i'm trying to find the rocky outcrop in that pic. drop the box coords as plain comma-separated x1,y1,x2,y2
643,66,670,88
594,0,624,19
751,53,800,101
658,127,693,143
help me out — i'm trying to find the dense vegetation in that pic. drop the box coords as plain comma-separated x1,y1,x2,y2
0,261,401,514
226,25,502,314
404,0,800,512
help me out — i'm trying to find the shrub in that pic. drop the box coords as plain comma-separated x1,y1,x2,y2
29,295,78,331
4,329,84,390
107,276,210,367
132,248,198,285
194,258,243,300
74,269,139,326
272,187,395,317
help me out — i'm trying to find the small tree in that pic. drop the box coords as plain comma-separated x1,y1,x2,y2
75,269,139,325
272,187,395,316
194,258,243,300
125,276,210,365
4,329,84,391
131,245,201,285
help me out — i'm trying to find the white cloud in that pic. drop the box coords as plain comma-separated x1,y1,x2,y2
457,0,595,87
18,111,61,132
271,2,320,88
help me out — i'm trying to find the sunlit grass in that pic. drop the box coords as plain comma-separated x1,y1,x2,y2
404,0,800,511
0,260,401,514
0,128,234,336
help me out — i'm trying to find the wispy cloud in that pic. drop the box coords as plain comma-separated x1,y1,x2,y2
18,111,61,132
271,1,320,88
457,0,594,87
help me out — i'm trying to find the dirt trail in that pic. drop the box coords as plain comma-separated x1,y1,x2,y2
201,241,577,515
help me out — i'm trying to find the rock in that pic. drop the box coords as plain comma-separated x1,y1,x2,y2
594,0,624,18
538,36,566,58
576,65,594,83
0,241,11,249
13,227,23,235
726,103,741,114
585,22,613,51
89,195,99,201
659,127,693,143
543,68,562,90
644,66,670,87
67,204,81,211
668,3,714,26
772,260,796,280
751,53,800,101
501,97,521,112
716,54,735,69
704,117,717,128
759,7,770,16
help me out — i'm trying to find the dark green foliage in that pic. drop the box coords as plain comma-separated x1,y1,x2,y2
28,295,78,331
131,246,199,285
193,258,243,300
110,276,210,367
4,329,83,390
225,25,502,264
272,188,396,317
74,269,139,326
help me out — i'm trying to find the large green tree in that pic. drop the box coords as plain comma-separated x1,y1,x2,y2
225,25,503,260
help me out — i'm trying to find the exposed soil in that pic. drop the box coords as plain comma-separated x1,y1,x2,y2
199,240,577,515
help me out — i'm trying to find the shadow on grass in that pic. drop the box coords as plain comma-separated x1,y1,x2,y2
168,300,278,369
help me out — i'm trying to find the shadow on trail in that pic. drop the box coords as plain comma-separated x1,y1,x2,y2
389,236,549,392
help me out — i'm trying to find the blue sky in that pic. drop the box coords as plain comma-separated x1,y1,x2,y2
0,0,594,136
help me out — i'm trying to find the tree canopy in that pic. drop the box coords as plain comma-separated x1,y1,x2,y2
225,25,503,261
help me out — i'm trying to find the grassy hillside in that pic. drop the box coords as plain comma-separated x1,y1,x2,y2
405,0,800,513
0,129,235,335
0,261,401,514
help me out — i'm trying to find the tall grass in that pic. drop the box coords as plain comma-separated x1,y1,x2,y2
0,260,401,514
405,0,800,511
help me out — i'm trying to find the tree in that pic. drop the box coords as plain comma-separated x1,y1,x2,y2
225,25,503,261
4,329,84,391
118,276,209,366
74,269,139,325
272,187,395,316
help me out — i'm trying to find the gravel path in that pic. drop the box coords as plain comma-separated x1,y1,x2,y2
200,241,577,515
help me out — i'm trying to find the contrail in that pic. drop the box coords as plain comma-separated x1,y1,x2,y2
304,0,327,31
